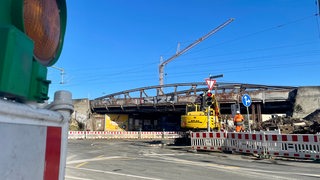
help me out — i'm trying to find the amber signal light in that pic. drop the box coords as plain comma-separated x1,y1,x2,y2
23,0,61,66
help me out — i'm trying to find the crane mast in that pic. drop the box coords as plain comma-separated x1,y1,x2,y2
159,18,234,86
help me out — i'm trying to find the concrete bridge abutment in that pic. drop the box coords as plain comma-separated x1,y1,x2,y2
292,86,320,119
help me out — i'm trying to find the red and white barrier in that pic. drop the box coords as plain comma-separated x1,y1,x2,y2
191,131,227,152
226,132,267,155
68,131,86,139
68,131,181,139
0,91,73,180
264,134,320,159
191,131,320,160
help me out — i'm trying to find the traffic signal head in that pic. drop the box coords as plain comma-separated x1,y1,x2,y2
23,0,66,66
0,0,66,102
205,91,213,106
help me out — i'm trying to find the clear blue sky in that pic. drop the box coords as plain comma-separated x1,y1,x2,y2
48,0,320,100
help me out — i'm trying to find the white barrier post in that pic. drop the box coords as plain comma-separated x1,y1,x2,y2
262,131,268,158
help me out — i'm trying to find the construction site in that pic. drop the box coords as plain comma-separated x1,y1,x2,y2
70,85,320,134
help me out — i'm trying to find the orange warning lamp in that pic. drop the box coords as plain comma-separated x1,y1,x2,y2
0,0,67,102
24,0,65,66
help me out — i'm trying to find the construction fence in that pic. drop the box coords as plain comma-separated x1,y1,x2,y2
191,131,320,160
68,131,182,139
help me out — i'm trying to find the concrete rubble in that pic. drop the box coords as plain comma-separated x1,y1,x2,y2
260,109,320,134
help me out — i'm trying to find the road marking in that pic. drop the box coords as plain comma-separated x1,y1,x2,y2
75,161,88,168
141,154,299,180
67,156,122,164
65,175,95,180
68,166,163,180
66,154,77,161
143,153,180,156
243,168,320,178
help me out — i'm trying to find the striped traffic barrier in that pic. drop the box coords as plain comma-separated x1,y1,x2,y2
191,131,227,152
68,131,182,139
225,131,267,155
68,131,86,139
191,130,320,160
264,134,320,159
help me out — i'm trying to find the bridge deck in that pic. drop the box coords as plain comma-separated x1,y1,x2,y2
91,82,296,114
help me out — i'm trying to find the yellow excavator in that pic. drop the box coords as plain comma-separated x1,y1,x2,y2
181,93,221,131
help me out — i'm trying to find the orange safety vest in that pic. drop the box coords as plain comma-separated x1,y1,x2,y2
233,114,244,126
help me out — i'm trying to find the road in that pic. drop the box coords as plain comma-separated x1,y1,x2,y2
65,139,320,180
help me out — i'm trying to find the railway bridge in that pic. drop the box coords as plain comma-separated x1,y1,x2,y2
89,82,298,131
92,82,296,114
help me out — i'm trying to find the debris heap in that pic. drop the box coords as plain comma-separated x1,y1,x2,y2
260,110,320,134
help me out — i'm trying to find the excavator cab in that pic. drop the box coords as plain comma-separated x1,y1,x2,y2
181,102,221,131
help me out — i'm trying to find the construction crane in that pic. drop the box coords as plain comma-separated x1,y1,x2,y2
158,18,234,86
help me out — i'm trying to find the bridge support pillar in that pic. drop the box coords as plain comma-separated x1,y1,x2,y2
251,103,262,130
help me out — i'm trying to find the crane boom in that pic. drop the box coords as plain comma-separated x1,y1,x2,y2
159,18,234,86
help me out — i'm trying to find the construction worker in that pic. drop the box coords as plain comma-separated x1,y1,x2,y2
234,110,244,132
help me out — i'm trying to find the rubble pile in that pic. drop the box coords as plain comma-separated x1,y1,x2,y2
260,112,320,134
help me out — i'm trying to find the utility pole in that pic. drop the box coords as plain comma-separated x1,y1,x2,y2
51,66,65,84
158,18,234,86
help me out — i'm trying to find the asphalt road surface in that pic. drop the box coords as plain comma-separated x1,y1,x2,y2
65,139,320,180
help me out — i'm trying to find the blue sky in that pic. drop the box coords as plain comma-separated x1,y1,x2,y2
48,0,320,100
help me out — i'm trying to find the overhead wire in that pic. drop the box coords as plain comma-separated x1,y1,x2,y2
164,51,320,78
162,13,320,82
54,48,320,86
177,40,319,61
55,60,159,82
183,14,318,56
60,39,319,84
166,50,320,73
166,59,319,79
51,12,320,87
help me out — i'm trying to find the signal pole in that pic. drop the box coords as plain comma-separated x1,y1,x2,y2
205,91,213,132
207,103,211,132
205,74,223,132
